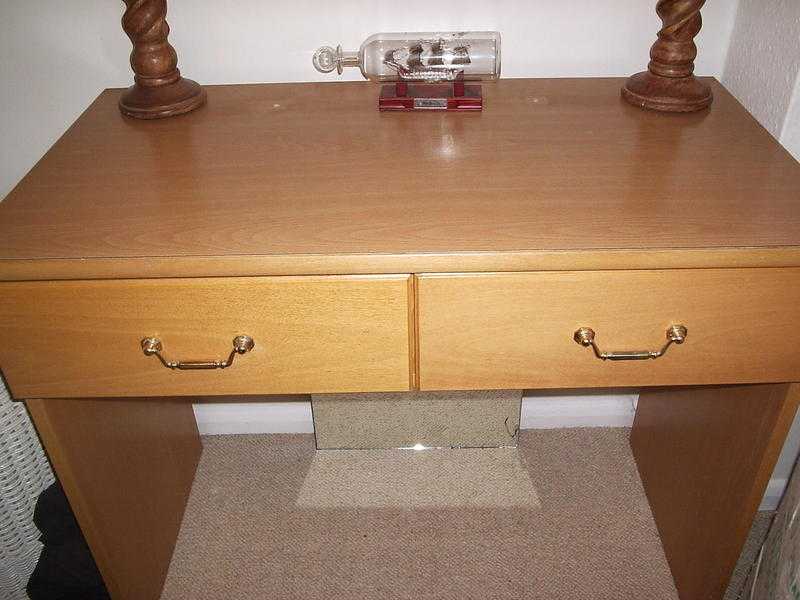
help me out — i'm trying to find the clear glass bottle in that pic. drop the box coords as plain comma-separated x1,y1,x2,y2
313,31,501,83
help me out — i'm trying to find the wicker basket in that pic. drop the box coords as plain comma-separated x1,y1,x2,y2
0,382,53,599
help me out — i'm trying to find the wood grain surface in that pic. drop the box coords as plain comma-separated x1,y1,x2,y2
27,396,201,600
631,384,800,600
1,78,799,281
417,268,800,390
1,275,411,398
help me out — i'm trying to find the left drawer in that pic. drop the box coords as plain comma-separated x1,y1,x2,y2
0,275,413,399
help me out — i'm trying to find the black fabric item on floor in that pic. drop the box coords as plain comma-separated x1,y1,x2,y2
27,481,109,600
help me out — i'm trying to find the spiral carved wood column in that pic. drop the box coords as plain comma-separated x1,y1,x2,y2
623,0,713,113
119,0,206,119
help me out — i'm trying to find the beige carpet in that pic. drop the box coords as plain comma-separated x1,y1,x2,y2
161,428,679,599
295,448,540,509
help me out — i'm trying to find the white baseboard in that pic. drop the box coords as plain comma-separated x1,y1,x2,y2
760,478,788,511
193,401,314,435
521,390,638,429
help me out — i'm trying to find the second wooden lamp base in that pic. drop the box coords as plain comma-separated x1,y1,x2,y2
622,0,713,113
623,71,712,113
120,0,205,120
119,75,206,120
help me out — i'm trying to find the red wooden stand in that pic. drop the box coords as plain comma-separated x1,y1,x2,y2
379,80,482,111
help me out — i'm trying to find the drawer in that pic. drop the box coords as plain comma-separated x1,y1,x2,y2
0,275,413,398
418,269,800,390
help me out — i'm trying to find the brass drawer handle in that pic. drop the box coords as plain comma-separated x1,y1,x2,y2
573,325,687,361
141,335,255,370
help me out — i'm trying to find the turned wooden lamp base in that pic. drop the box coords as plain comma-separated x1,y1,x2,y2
622,71,713,113
119,76,206,120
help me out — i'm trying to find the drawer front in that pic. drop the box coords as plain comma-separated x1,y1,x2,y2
418,269,800,390
0,275,413,398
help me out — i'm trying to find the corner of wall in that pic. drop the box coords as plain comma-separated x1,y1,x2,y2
720,0,800,139
780,76,800,160
716,0,742,79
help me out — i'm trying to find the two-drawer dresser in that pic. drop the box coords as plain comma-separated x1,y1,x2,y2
1,78,799,600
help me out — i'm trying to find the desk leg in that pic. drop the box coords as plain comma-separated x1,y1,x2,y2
631,384,800,600
26,397,202,600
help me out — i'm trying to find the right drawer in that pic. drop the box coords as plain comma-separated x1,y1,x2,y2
417,268,800,391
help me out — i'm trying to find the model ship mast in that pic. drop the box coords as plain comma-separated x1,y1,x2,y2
385,39,473,82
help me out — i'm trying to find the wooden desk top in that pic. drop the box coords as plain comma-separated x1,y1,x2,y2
1,78,799,281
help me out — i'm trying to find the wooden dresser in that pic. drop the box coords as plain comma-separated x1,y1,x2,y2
1,78,798,600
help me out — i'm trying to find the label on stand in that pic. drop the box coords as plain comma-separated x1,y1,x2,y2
414,98,448,110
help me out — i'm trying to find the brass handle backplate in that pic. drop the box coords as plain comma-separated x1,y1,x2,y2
573,325,687,361
141,335,255,370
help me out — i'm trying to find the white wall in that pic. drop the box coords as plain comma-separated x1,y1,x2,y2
722,0,800,141
1,0,740,200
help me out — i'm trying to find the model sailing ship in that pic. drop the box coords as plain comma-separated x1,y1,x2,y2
313,31,501,111
384,39,472,82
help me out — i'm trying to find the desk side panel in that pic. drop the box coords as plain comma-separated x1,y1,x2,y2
27,397,201,600
631,384,800,600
